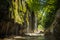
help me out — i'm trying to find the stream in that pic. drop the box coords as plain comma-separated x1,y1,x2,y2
0,33,45,40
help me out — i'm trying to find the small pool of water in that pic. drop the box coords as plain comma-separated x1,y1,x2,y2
26,36,44,40
0,34,45,40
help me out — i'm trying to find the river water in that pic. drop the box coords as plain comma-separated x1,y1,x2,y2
0,36,44,40
13,36,44,40
0,33,44,40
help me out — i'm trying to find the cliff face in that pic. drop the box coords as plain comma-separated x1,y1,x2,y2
0,0,25,38
53,9,60,40
0,0,9,21
45,9,60,40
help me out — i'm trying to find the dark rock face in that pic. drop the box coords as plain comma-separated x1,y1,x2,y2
45,9,60,40
0,0,26,38
0,0,10,21
53,9,60,40
0,21,26,38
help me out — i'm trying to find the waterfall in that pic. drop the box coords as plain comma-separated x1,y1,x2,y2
34,14,38,33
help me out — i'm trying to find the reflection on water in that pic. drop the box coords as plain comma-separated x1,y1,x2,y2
0,33,44,40
13,36,44,40
0,35,44,40
26,36,44,40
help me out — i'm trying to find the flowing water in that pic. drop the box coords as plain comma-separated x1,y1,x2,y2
0,34,44,40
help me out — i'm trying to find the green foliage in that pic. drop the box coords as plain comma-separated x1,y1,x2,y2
10,0,24,24
26,0,40,11
47,0,57,4
37,11,43,25
38,25,44,30
40,0,57,28
19,0,27,13
10,0,57,29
